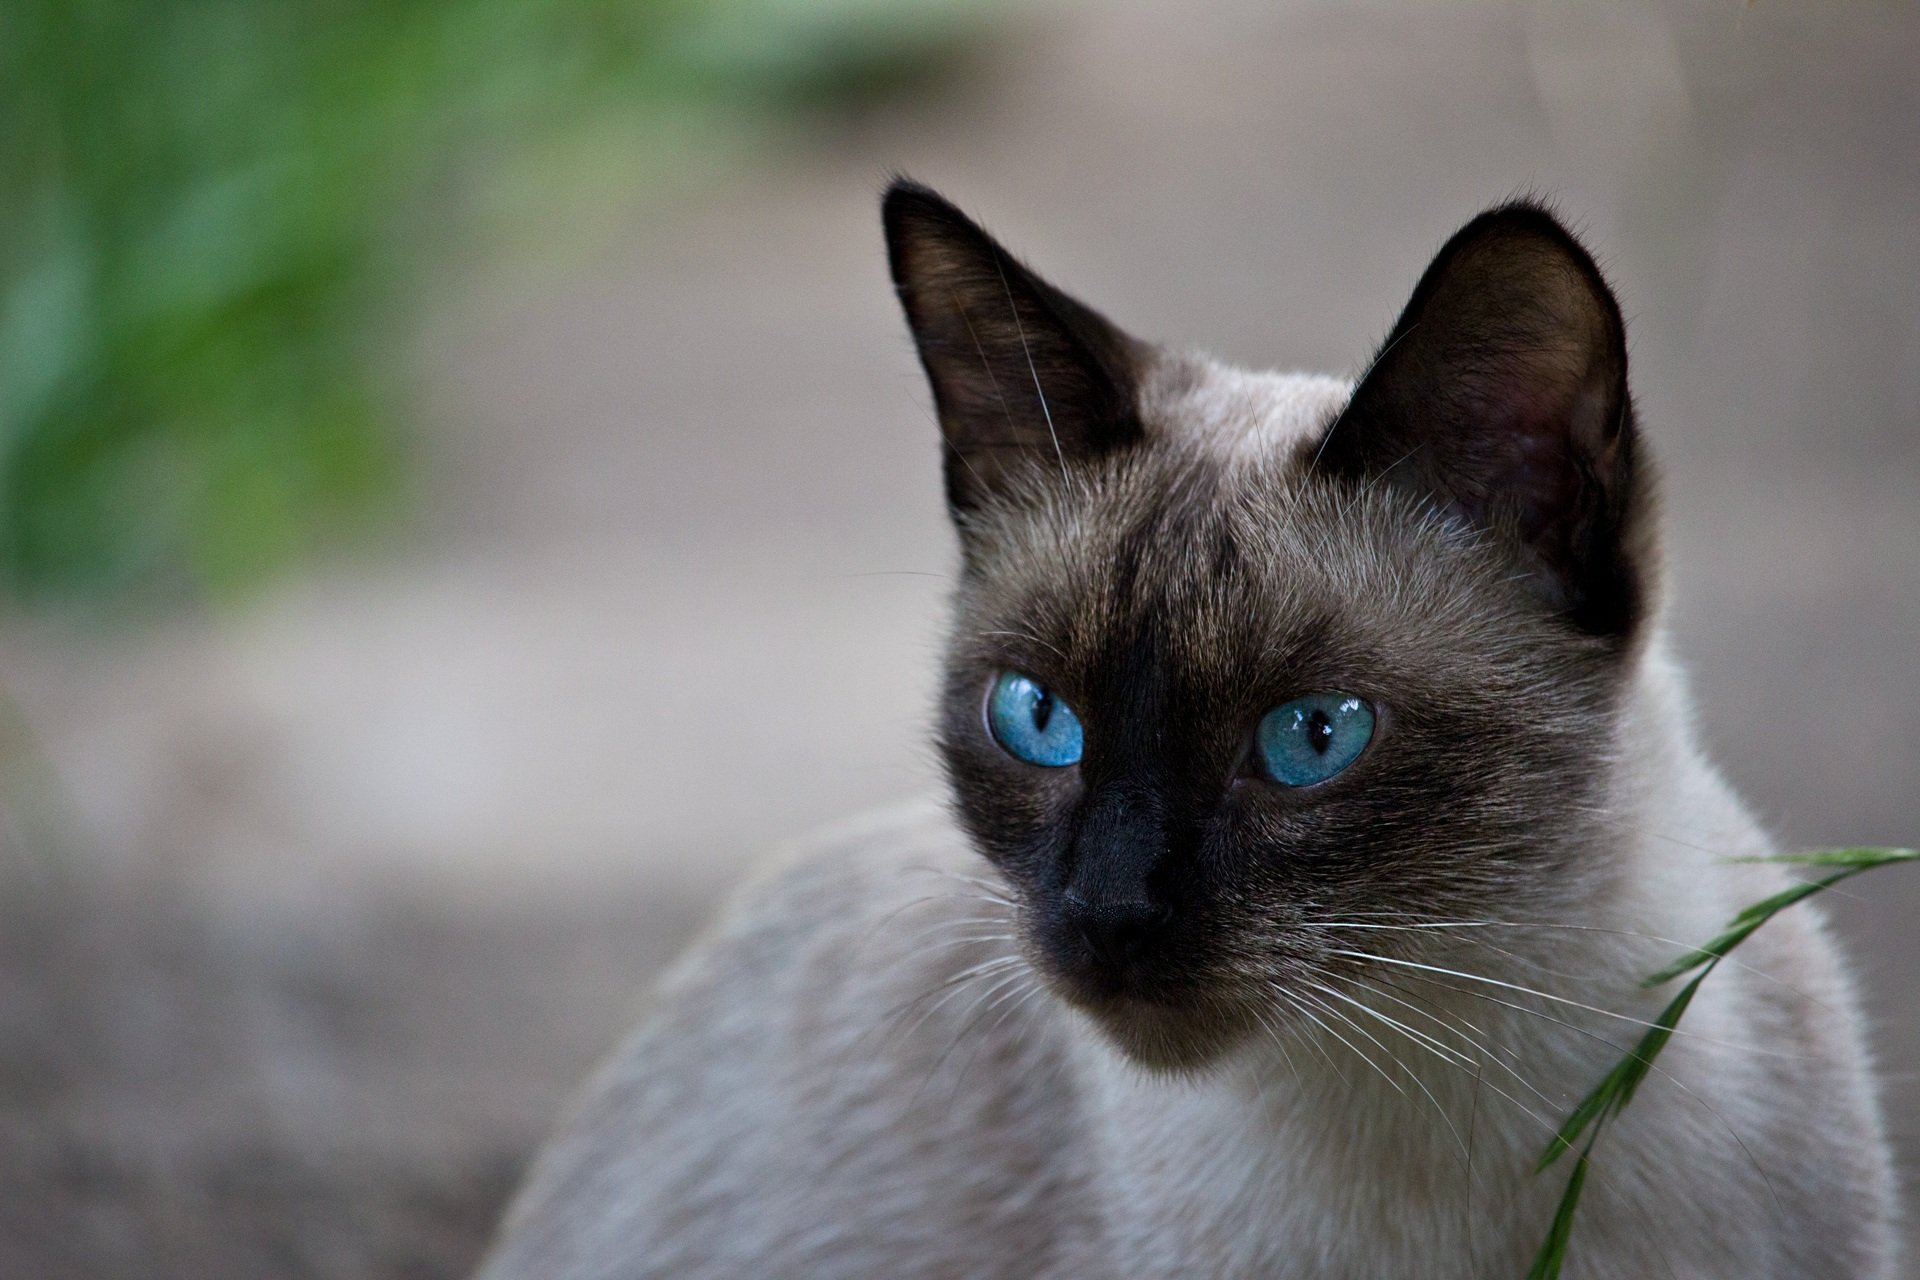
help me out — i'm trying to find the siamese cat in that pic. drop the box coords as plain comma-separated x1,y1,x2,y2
477,183,1898,1278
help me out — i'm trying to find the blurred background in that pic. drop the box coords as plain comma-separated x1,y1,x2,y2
1,0,1915,1275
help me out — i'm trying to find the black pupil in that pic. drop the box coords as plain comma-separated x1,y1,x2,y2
1030,688,1054,733
1305,708,1334,754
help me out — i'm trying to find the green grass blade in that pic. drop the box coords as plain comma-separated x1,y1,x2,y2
1526,1142,1593,1280
1527,845,1914,1278
1536,1083,1610,1172
1539,969,1712,1172
1643,863,1878,987
1608,971,1709,1111
1642,914,1767,986
1727,873,1851,927
1537,1055,1632,1172
1747,847,1919,869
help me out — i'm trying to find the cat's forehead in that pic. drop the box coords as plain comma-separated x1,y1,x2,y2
1141,363,1352,467
957,371,1487,684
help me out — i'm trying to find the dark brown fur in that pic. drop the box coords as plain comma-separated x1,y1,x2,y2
888,181,1645,1070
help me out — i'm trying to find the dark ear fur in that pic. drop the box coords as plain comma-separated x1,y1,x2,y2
883,179,1146,513
1312,203,1651,640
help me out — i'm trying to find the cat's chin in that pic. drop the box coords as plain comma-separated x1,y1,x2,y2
1060,987,1250,1074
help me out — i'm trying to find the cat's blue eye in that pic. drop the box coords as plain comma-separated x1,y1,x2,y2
1257,693,1375,787
987,671,1084,768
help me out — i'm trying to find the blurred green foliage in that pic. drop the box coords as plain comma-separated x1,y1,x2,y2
0,0,991,607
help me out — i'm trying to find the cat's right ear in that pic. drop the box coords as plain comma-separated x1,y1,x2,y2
883,179,1146,515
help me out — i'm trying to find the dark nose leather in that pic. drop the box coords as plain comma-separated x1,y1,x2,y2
1064,895,1171,969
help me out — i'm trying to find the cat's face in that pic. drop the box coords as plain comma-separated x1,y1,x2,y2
885,183,1655,1071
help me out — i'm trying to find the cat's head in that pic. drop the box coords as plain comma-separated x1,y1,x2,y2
884,180,1656,1071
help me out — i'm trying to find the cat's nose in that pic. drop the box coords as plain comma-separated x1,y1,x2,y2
1063,894,1171,970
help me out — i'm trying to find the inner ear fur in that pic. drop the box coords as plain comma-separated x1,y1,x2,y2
1312,203,1654,641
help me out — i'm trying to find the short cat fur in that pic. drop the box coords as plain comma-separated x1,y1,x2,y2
477,184,1898,1279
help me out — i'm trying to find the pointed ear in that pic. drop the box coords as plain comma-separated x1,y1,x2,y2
883,179,1147,514
1311,203,1652,640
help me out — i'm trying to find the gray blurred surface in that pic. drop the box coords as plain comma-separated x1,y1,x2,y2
1,1,1915,1274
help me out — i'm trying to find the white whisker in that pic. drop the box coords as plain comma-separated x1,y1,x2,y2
1322,948,1810,1060
1302,980,1473,1170
993,255,1071,491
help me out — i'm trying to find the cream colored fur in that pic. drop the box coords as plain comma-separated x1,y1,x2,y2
477,371,1897,1280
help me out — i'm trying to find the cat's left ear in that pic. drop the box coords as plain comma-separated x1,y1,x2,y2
883,179,1148,517
1312,203,1653,641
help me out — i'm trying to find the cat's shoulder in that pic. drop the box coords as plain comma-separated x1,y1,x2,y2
478,801,1092,1279
655,797,1008,1003
717,795,984,940
593,793,1025,1090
